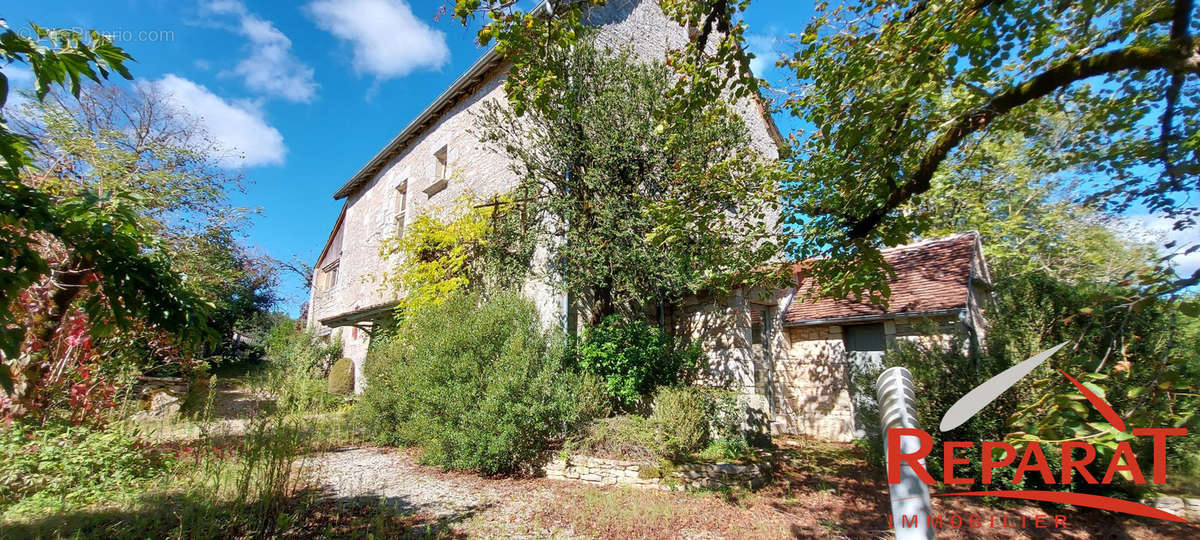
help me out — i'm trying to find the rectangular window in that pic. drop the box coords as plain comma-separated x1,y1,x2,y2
425,145,449,197
395,182,408,235
322,261,339,291
435,146,447,180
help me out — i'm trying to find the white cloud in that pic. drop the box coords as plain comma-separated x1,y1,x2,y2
204,0,318,103
145,74,286,167
1123,214,1200,278
746,33,783,76
305,0,449,80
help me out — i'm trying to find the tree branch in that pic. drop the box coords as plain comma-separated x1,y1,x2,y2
1159,0,1194,189
845,39,1200,239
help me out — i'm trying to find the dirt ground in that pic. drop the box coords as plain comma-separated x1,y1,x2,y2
298,439,1200,539
157,377,1197,538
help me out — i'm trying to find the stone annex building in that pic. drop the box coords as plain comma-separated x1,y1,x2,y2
307,0,992,441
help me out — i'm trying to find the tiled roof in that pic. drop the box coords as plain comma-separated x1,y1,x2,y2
785,233,981,325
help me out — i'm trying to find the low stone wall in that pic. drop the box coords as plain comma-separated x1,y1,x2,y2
543,454,769,491
1142,496,1200,521
131,376,190,419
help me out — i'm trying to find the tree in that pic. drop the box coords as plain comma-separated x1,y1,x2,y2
783,0,1200,300
377,193,531,317
921,111,1159,282
0,23,212,416
15,84,279,354
474,42,783,323
452,0,759,123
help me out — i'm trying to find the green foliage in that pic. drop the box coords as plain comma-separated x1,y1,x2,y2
921,117,1159,282
852,336,1018,486
569,386,746,463
355,291,591,475
377,193,532,317
988,273,1200,486
0,421,168,517
0,21,144,390
568,415,661,462
327,358,354,395
783,0,1199,301
649,386,711,462
452,1,759,124
476,41,785,320
702,387,752,459
696,437,751,462
262,323,342,413
854,275,1200,495
575,315,702,409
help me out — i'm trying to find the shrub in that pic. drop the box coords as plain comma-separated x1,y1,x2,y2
575,315,702,409
700,388,753,459
327,358,355,395
263,323,341,377
696,437,750,462
851,336,1017,486
261,322,343,413
649,386,710,461
568,415,660,462
354,291,592,475
0,421,169,516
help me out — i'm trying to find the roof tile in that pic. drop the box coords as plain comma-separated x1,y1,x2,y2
785,234,980,324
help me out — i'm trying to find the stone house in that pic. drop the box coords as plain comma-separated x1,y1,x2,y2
685,232,991,441
306,0,785,393
306,0,991,442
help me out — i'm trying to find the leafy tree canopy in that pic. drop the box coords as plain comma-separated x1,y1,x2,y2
474,42,783,322
783,0,1199,300
454,0,1199,307
921,109,1160,282
0,22,212,400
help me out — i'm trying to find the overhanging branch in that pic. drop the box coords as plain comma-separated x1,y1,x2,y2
845,39,1200,240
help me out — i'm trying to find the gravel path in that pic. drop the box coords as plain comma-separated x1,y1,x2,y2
298,446,577,538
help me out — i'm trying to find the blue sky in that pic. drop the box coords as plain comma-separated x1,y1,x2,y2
5,1,1194,315
1,0,812,315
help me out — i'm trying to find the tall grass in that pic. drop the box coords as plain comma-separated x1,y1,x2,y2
0,325,376,538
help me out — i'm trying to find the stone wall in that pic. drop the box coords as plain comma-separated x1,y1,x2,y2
543,454,769,491
130,376,190,419
773,325,854,440
772,314,963,441
1142,496,1200,521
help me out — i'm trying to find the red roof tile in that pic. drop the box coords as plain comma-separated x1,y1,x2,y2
785,233,981,324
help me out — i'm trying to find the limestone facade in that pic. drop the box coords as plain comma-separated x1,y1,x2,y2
306,0,782,393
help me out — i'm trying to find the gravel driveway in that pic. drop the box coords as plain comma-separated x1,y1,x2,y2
298,446,577,538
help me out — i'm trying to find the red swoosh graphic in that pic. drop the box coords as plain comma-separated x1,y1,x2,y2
1057,368,1127,433
934,490,1185,522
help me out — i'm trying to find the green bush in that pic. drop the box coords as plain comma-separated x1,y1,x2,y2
852,336,1018,486
0,421,169,516
696,437,750,462
354,291,592,475
327,357,355,395
700,388,753,459
649,386,710,461
261,322,343,413
568,415,660,462
263,322,342,376
570,386,745,463
575,315,702,409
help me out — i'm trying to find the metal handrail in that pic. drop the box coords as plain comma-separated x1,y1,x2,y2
876,366,935,539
